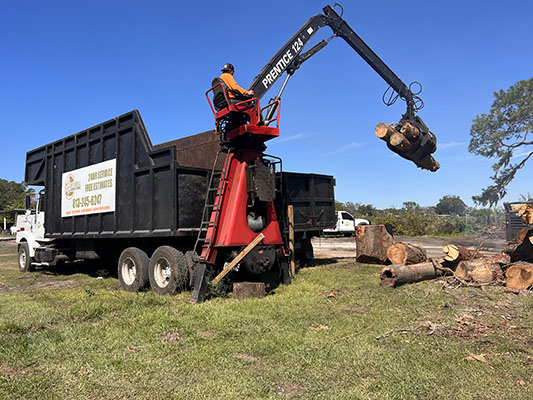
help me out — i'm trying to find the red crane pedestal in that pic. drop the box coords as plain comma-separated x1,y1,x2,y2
192,88,284,303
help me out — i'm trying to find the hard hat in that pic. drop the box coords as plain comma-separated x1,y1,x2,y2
221,63,234,72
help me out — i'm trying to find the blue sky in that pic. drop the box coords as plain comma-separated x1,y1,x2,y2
2,0,532,209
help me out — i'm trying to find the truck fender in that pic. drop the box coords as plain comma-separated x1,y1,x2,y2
16,231,39,258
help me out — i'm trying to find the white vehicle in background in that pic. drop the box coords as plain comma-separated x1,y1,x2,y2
323,211,369,237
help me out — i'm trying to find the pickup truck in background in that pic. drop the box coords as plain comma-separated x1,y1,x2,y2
323,211,369,237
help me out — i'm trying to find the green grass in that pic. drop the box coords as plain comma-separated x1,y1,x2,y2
0,244,531,399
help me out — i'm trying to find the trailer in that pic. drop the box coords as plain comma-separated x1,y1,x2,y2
18,110,335,295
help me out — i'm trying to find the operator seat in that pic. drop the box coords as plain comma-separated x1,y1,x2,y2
211,77,248,111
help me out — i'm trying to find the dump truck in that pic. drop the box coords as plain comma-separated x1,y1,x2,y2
18,111,335,294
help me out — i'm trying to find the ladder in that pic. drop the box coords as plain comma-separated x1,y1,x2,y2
194,150,233,263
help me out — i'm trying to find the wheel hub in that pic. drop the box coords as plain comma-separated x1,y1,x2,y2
154,258,171,288
121,258,137,285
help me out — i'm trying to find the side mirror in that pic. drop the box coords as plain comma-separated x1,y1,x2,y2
25,194,31,210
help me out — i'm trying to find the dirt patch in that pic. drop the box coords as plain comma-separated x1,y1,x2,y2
233,353,262,362
274,382,307,397
0,365,34,378
0,237,17,247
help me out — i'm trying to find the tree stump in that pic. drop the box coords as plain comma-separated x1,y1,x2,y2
233,282,265,299
355,225,394,264
505,262,533,290
386,242,427,265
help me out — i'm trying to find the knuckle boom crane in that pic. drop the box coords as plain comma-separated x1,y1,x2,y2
194,3,439,302
249,4,438,171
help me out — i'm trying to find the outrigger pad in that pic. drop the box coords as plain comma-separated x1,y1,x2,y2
191,263,208,303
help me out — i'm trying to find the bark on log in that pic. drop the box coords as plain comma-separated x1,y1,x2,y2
443,244,475,263
413,154,440,172
505,262,533,290
470,264,503,283
355,225,394,264
504,228,533,262
400,122,420,141
389,132,411,151
375,123,398,142
386,242,427,265
380,259,446,288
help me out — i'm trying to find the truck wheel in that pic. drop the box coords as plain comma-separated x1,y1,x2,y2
149,246,188,295
18,242,34,272
118,247,149,292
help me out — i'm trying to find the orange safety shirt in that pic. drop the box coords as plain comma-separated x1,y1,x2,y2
220,72,248,98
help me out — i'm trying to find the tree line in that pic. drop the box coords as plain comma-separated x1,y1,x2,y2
0,179,33,222
335,195,502,236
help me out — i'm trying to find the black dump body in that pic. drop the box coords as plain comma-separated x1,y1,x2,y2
504,201,533,241
276,172,336,235
25,110,336,242
25,110,208,239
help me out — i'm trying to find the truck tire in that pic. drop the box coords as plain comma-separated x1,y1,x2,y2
149,246,188,295
18,242,34,272
118,247,149,292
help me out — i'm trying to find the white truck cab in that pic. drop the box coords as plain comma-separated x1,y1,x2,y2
323,211,369,237
16,191,49,271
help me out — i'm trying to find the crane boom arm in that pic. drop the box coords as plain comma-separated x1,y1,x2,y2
249,5,417,114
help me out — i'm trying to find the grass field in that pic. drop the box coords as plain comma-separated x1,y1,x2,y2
0,240,531,399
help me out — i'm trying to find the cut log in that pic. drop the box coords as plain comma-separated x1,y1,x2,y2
355,225,394,264
375,123,398,142
389,132,411,151
380,260,446,288
455,259,487,279
504,228,533,262
512,204,533,224
400,122,420,141
413,154,440,172
470,264,503,283
386,242,427,265
514,227,532,244
455,254,511,279
443,244,475,263
505,262,533,290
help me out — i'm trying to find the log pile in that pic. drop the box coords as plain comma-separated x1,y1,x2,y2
375,122,440,172
512,204,533,224
379,229,533,292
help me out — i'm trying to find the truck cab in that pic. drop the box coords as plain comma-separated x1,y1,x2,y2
16,191,48,271
323,211,369,237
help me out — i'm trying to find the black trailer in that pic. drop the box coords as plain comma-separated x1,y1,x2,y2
20,110,335,293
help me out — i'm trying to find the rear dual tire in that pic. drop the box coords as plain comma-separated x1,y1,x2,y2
118,247,149,292
148,246,189,295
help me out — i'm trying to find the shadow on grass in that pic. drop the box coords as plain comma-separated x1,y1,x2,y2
36,259,116,279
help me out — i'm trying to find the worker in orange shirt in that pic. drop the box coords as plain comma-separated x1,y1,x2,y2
220,63,254,100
